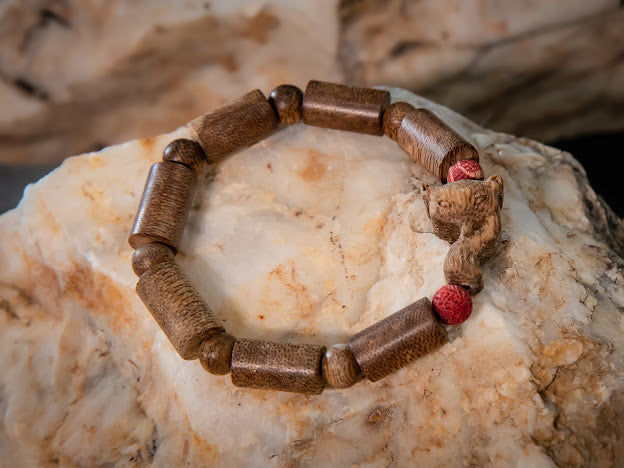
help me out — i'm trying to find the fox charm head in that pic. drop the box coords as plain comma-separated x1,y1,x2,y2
422,175,503,293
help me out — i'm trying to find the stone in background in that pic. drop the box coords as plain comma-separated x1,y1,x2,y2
1,0,623,166
339,0,624,142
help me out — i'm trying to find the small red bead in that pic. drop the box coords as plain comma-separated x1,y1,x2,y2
447,160,484,183
432,285,473,325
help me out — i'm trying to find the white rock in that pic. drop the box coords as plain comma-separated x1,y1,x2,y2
0,88,623,466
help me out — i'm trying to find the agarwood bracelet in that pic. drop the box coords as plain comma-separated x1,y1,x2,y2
128,81,503,394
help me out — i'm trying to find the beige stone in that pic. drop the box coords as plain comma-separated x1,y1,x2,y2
0,88,623,466
1,1,623,166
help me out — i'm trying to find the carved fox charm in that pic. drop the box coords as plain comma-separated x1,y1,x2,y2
422,175,503,293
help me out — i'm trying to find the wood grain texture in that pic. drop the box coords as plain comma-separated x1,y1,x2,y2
199,332,236,375
269,84,303,125
382,101,416,141
322,343,362,388
136,260,225,360
230,338,326,394
131,242,175,277
302,80,390,135
188,89,278,163
128,161,197,252
162,138,208,171
397,108,479,182
422,175,504,293
349,297,448,382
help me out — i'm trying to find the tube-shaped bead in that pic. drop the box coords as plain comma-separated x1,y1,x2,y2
349,297,448,382
136,260,224,360
302,80,390,136
128,161,197,252
188,89,279,163
230,338,326,394
397,109,479,182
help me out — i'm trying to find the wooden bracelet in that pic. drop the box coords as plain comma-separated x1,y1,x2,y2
129,81,503,394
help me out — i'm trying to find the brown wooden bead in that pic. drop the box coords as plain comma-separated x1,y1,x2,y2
230,338,326,394
302,80,390,136
322,344,362,389
188,89,279,163
162,138,208,171
199,333,236,375
349,297,448,382
397,108,479,182
131,242,175,277
128,161,197,252
136,261,225,360
383,101,416,141
269,84,303,125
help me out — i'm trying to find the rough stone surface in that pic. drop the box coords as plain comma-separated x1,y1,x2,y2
1,88,623,466
1,0,624,165
340,0,624,143
0,0,341,165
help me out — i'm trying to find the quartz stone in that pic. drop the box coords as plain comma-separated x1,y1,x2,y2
1,1,623,165
339,0,624,143
0,89,623,466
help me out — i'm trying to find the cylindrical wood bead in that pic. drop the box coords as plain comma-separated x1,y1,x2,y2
136,261,225,360
397,108,479,182
302,80,390,136
162,138,208,172
128,161,197,252
269,84,303,125
349,297,448,382
131,242,175,277
230,338,326,394
383,101,416,141
199,332,236,376
188,89,279,163
322,343,362,389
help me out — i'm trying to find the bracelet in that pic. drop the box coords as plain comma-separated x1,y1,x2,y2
128,81,503,394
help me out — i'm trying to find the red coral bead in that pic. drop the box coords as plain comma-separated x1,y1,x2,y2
432,285,473,325
447,160,484,183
